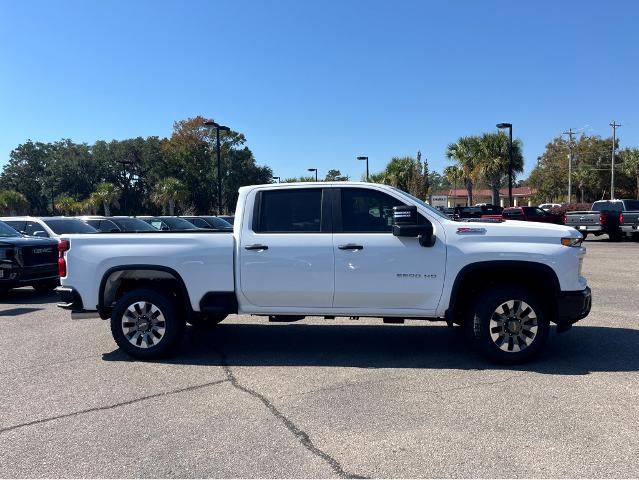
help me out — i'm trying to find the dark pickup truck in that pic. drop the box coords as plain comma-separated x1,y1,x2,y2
564,199,639,241
0,220,59,293
621,210,639,238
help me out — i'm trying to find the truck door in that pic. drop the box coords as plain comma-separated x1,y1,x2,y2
239,187,334,308
332,187,446,311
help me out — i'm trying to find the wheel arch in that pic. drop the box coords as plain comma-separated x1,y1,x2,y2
446,260,561,324
98,265,192,319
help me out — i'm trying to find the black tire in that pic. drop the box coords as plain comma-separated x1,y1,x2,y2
581,232,590,240
608,230,623,242
110,288,185,359
187,314,227,328
32,280,59,292
465,286,550,364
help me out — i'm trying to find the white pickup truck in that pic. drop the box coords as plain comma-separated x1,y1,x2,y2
57,182,591,363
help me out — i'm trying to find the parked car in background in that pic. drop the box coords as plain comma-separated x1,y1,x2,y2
564,199,639,241
0,216,98,237
79,216,157,233
539,203,562,211
498,207,564,225
218,215,235,225
454,204,503,220
138,216,200,231
0,220,59,293
620,208,639,239
181,216,233,231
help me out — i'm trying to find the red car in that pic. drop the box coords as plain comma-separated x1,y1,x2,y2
500,206,564,224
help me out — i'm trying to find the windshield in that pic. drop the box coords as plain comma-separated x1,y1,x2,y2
112,218,156,231
390,187,450,220
0,221,20,237
203,217,233,229
43,219,98,234
164,217,198,229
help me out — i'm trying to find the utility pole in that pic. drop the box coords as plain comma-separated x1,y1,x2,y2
563,128,576,204
610,121,621,199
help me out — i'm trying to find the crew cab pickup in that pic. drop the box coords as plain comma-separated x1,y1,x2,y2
0,220,59,292
56,183,591,364
564,199,639,241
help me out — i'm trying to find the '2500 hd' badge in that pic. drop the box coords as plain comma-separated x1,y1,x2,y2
396,273,437,279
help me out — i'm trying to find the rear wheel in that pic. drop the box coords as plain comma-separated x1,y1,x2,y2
465,286,550,364
110,288,185,359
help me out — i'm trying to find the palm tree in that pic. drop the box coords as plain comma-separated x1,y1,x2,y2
151,177,188,215
0,190,29,215
91,182,120,216
443,166,464,205
620,148,639,199
475,132,524,205
446,136,480,205
55,195,77,215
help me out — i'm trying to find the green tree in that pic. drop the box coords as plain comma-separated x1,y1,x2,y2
620,148,639,199
55,195,77,215
150,177,188,215
90,182,120,216
0,190,29,215
475,132,524,205
443,165,464,194
446,136,480,205
324,169,348,181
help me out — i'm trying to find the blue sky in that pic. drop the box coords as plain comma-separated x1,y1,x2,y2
1,0,638,181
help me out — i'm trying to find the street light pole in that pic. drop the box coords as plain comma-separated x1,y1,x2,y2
357,156,369,181
496,123,513,207
610,120,621,200
203,120,230,215
563,128,576,204
308,168,318,181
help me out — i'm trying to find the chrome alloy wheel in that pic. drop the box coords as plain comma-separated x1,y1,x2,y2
489,300,538,353
121,301,166,348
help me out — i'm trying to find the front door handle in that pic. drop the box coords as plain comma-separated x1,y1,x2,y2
245,244,269,251
338,244,364,250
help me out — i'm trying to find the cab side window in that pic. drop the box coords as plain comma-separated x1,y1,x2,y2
25,221,48,237
256,189,322,233
340,188,405,233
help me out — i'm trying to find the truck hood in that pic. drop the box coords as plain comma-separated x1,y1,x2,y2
446,219,579,242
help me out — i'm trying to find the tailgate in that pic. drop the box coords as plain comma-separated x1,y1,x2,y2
565,212,599,226
622,212,639,226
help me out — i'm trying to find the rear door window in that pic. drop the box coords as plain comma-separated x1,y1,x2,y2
256,189,323,233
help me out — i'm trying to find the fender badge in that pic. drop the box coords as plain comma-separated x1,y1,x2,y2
456,227,486,235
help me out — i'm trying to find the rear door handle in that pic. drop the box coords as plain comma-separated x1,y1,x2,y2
338,244,364,250
245,244,269,251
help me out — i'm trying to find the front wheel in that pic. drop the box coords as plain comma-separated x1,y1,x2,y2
465,286,550,364
110,288,185,359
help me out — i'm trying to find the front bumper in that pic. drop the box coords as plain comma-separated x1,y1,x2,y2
556,286,592,327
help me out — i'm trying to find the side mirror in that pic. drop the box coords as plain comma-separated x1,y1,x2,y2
392,205,435,247
32,231,48,238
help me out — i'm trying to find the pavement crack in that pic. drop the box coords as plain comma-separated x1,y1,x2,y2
0,378,228,435
218,351,366,479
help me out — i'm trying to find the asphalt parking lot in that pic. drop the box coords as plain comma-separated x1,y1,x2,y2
1,236,638,478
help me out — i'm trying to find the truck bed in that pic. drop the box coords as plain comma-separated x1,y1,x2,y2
61,232,235,312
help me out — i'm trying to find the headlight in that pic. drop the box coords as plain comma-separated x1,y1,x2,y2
561,237,583,247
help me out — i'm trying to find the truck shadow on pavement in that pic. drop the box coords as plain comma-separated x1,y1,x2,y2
103,322,639,375
0,289,57,305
